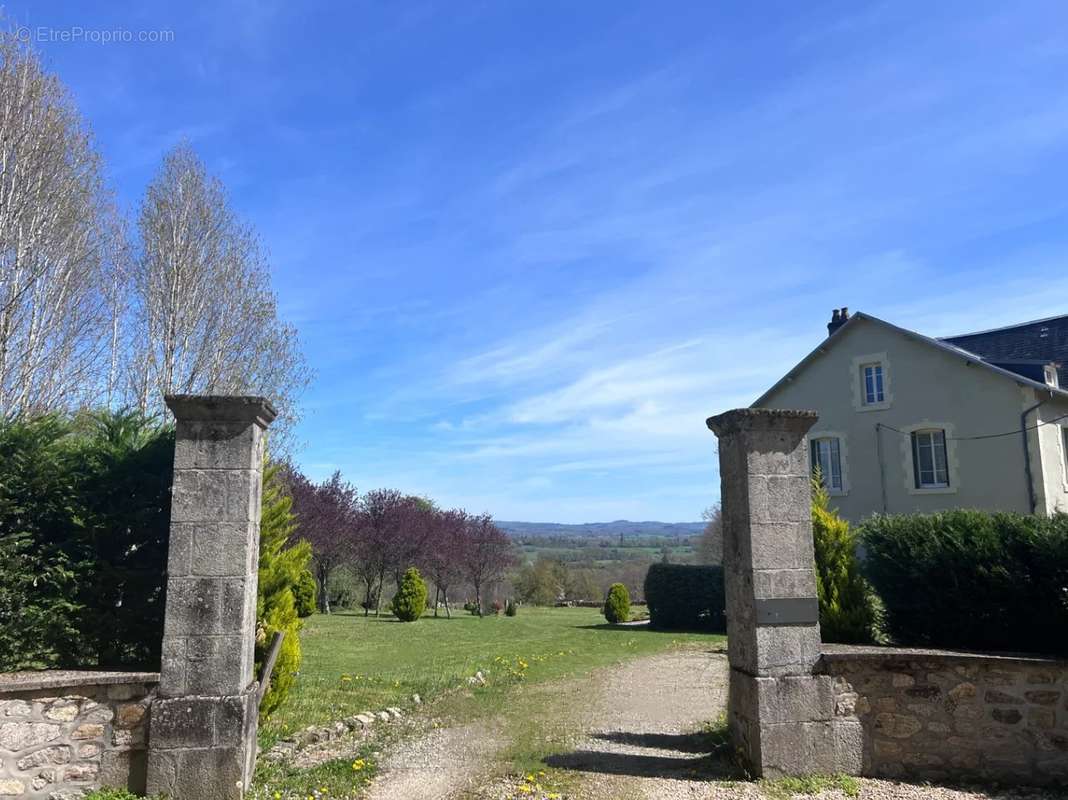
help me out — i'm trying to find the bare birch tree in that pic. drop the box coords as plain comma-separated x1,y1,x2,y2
0,37,119,417
128,144,309,440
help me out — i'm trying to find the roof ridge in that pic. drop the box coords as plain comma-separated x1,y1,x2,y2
941,313,1068,340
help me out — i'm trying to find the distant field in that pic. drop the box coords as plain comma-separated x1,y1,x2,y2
259,606,718,747
517,542,696,563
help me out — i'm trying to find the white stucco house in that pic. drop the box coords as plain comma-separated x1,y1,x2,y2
754,310,1068,523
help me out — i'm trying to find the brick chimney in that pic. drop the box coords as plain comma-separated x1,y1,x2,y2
827,307,850,337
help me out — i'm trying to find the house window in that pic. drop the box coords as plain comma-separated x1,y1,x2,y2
862,363,885,405
911,429,950,488
811,437,843,491
1045,365,1059,388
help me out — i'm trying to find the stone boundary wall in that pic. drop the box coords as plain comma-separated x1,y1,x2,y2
0,671,158,800
820,646,1068,785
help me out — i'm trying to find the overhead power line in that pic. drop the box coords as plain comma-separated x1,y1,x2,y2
876,414,1068,443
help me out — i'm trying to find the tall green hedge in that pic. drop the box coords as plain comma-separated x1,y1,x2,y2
644,563,725,631
0,410,315,723
860,510,1068,655
0,412,173,670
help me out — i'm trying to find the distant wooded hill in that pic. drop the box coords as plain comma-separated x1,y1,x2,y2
497,520,704,539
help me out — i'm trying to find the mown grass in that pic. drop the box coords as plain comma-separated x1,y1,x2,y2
253,607,725,798
260,607,718,747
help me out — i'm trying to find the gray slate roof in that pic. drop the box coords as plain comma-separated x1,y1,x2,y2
942,314,1068,388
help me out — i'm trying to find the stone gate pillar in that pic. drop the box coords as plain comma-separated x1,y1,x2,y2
706,408,860,778
147,395,276,799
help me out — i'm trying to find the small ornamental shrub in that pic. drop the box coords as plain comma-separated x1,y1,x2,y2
505,598,518,616
391,567,428,622
644,563,725,631
812,478,879,644
294,569,317,618
603,583,631,624
861,510,1068,654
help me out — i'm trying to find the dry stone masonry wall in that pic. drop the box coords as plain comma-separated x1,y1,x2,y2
0,672,158,799
821,648,1068,785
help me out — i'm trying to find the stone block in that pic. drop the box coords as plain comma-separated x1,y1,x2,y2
173,420,261,471
745,445,808,477
991,708,1023,725
148,745,248,799
752,675,836,724
16,745,70,770
69,722,104,739
100,749,147,793
752,568,817,600
214,692,257,748
159,637,188,697
874,713,923,738
115,702,147,729
184,635,249,696
1025,690,1060,706
0,721,62,749
1027,707,1056,729
748,522,814,571
758,720,838,777
760,476,810,524
754,624,822,676
170,469,259,525
185,522,259,577
948,682,976,702
149,697,217,749
44,701,79,722
985,689,1023,705
161,577,250,637
0,700,32,717
0,780,23,796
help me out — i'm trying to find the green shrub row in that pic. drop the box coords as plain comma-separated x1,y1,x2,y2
0,412,173,670
860,510,1068,655
643,563,725,631
0,411,312,717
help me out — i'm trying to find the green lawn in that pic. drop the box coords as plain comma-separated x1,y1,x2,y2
253,607,724,798
260,607,719,747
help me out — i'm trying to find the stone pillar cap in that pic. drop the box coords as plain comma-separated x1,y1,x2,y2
165,394,278,427
706,407,818,436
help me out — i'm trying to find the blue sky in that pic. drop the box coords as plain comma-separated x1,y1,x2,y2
11,1,1068,522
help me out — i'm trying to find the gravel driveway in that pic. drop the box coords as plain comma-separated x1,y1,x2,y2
365,649,1067,800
